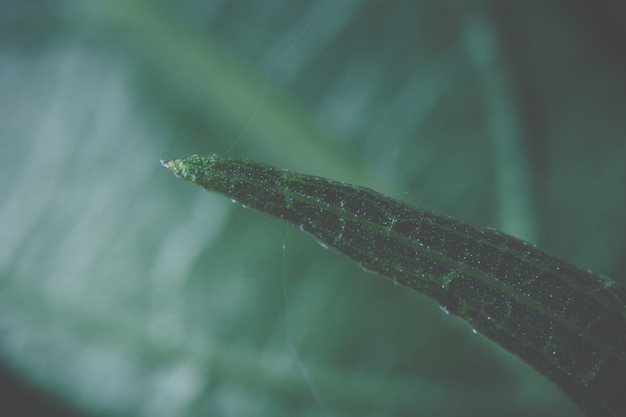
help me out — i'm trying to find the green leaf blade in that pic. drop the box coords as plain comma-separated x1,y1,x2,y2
163,155,626,417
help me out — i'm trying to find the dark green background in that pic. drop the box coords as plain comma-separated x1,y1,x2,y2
1,1,625,416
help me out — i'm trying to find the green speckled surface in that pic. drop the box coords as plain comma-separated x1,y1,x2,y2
165,155,626,416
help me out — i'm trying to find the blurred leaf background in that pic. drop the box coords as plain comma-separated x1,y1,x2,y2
1,1,625,416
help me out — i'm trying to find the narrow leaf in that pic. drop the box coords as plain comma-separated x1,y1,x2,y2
162,155,626,417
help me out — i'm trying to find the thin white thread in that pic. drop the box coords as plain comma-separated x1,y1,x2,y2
219,1,326,156
281,226,333,417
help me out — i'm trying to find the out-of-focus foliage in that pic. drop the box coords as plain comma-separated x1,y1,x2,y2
1,1,625,416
